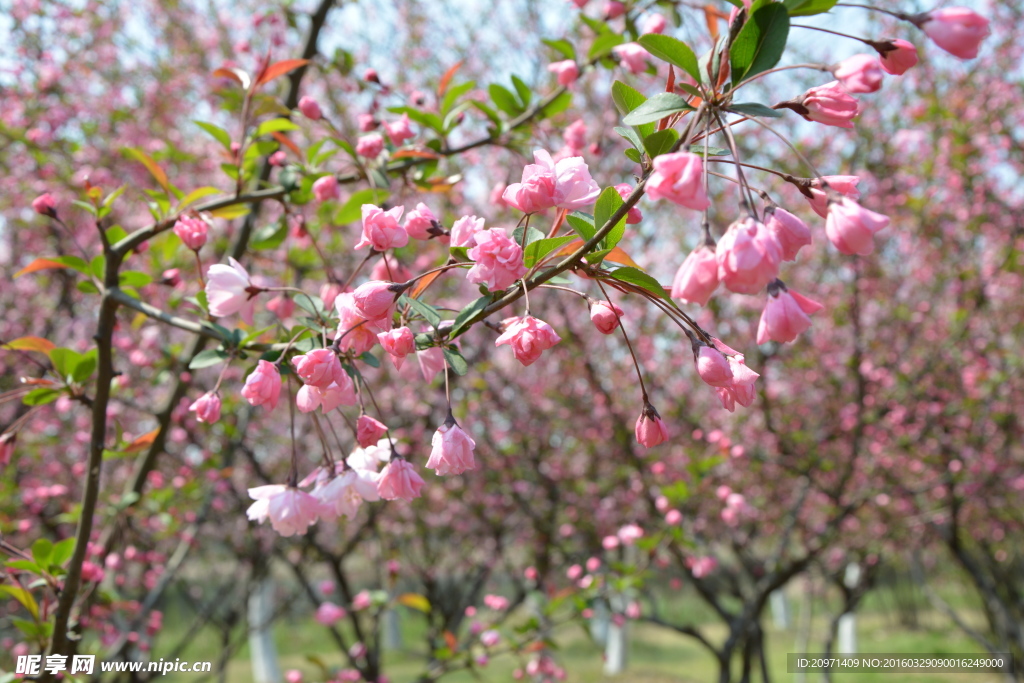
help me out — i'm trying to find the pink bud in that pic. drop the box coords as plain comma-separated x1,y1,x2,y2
877,39,918,75
269,150,287,166
32,193,57,217
426,416,477,475
404,202,437,240
356,415,388,448
921,7,990,60
363,68,380,83
356,133,384,159
293,349,346,390
298,95,322,120
377,326,415,369
671,245,718,305
313,175,340,202
833,54,883,94
765,206,811,261
695,345,733,388
547,60,580,86
351,280,398,325
825,197,890,255
805,176,860,218
189,392,221,424
614,183,643,224
357,113,378,131
604,1,625,18
716,217,782,295
266,294,295,319
377,458,425,501
589,300,623,335
383,113,415,146
756,282,824,344
612,42,649,75
798,81,860,129
646,152,710,210
356,204,408,251
315,602,347,626
641,13,667,34
495,316,561,366
467,228,527,292
173,215,209,251
635,403,669,448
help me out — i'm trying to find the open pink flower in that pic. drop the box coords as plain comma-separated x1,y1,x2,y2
357,415,389,448
377,459,425,500
921,7,990,60
635,402,669,448
716,217,782,294
756,282,823,344
335,293,379,355
383,113,415,146
189,392,221,424
356,133,384,159
646,152,710,210
404,202,437,240
466,228,527,292
417,347,446,381
548,60,579,86
613,43,649,74
671,245,718,305
173,215,209,251
242,360,282,410
805,176,860,218
313,175,340,202
247,485,322,537
378,326,415,369
495,316,561,366
206,257,257,323
826,197,890,255
293,348,346,390
833,54,883,94
450,215,486,248
319,379,358,412
296,384,323,413
563,119,587,153
877,39,918,75
351,280,399,328
298,96,322,120
797,81,860,128
765,206,811,261
502,150,600,213
356,204,407,251
589,300,623,335
316,602,347,626
426,414,477,475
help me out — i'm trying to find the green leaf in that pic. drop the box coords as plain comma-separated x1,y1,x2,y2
5,560,41,572
488,84,522,117
610,81,655,137
566,212,596,241
589,32,624,60
50,538,76,567
524,235,577,268
451,295,491,337
77,280,99,294
179,186,222,210
48,348,82,378
251,219,289,250
189,349,229,369
539,90,573,119
195,121,233,150
71,350,97,383
512,225,545,248
783,0,839,16
607,267,670,299
440,81,476,116
689,145,732,156
730,4,790,85
469,100,502,128
31,539,53,566
255,118,300,137
0,585,39,620
386,106,444,133
542,38,576,60
728,102,784,118
511,75,532,107
334,188,390,225
622,92,693,126
49,255,90,274
636,34,702,83
442,346,468,376
643,129,680,158
119,271,153,288
358,351,381,368
90,254,105,279
401,295,442,329
614,126,645,154
625,148,643,163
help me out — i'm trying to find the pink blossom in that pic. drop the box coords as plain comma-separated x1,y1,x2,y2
377,326,415,369
356,133,384,158
320,282,343,309
173,215,209,251
241,360,282,410
404,202,437,240
641,13,667,34
296,384,323,413
878,39,918,75
563,118,587,152
247,485,321,537
713,356,759,412
635,403,669,448
825,197,890,255
189,392,221,424
589,300,623,335
313,470,373,519
357,113,377,131
318,379,358,412
483,594,510,611
613,43,649,74
806,176,860,218
383,113,415,146
293,349,346,390
547,60,579,86
417,347,446,381
286,671,303,683
921,7,990,60
617,523,644,544
351,280,399,327
495,316,561,366
357,415,389,448
206,257,257,323
756,282,824,344
502,150,600,213
376,458,425,500
614,183,643,224
671,245,718,305
426,415,477,475
716,217,782,294
450,215,485,248
312,175,340,202
32,193,57,217
604,1,625,18
269,151,287,166
266,294,295,319
335,293,379,355
798,81,860,128
371,258,412,283
833,54,883,94
356,204,408,251
646,152,710,210
765,206,811,261
695,345,733,387
467,228,527,291
480,630,500,648
316,602,347,625
298,96,322,120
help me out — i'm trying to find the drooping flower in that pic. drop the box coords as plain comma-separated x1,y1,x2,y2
318,378,358,412
825,197,890,255
466,228,527,292
495,316,562,366
298,96,322,120
876,39,918,75
756,281,824,344
920,7,990,60
805,176,861,218
694,344,733,388
357,415,389,448
716,217,782,294
450,215,486,248
293,348,346,390
355,204,408,251
426,413,477,475
765,206,811,261
589,300,624,335
646,152,710,210
335,293,379,355
502,150,600,213
377,326,415,369
377,458,425,500
206,257,257,323
247,485,322,537
241,360,282,410
173,215,209,251
833,54,883,94
796,81,860,128
671,245,718,305
383,113,415,146
189,392,221,424
635,402,669,448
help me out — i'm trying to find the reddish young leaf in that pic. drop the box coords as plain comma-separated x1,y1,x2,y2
437,60,464,98
125,148,171,193
3,337,56,354
213,67,252,89
123,428,161,454
390,149,441,160
272,131,302,158
442,630,458,652
14,259,71,279
255,59,310,87
409,270,445,299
